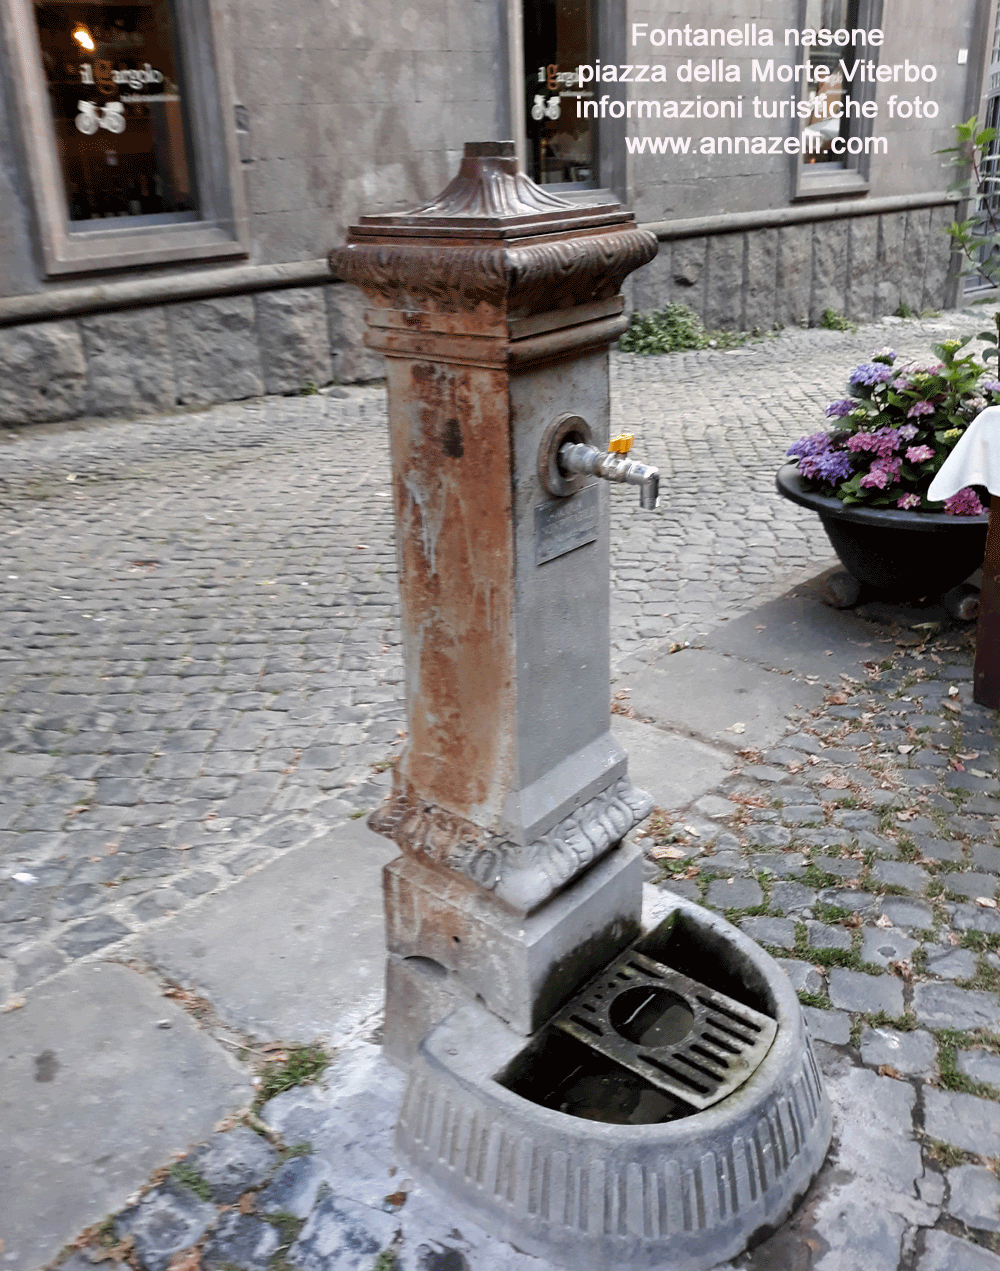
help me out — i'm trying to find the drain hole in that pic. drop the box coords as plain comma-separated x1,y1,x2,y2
609,987,694,1048
496,1030,695,1124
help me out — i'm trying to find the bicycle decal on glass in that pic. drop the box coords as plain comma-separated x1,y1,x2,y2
74,100,125,135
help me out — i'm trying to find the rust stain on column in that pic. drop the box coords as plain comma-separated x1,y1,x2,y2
392,359,516,820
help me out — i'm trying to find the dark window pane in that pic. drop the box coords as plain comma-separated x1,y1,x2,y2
33,0,197,222
522,0,597,185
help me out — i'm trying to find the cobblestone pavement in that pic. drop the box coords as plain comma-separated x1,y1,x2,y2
642,616,1000,1271
4,308,1000,1270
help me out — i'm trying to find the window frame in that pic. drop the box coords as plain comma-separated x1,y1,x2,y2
506,0,625,204
1,0,249,276
790,0,884,201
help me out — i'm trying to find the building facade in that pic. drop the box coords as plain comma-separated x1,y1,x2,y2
0,0,994,424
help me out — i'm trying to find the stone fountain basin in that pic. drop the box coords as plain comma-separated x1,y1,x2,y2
396,891,832,1271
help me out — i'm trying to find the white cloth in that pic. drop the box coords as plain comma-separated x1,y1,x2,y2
927,405,1000,501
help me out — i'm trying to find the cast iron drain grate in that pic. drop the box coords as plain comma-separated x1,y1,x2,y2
551,949,777,1110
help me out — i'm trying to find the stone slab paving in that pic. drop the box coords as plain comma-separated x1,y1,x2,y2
3,310,1000,1270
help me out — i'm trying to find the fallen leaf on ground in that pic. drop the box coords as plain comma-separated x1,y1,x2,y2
727,722,746,734
683,825,701,837
943,700,962,714
970,768,990,778
875,915,894,928
897,744,914,755
948,685,960,697
93,1236,135,1264
976,897,998,908
896,809,918,821
650,844,687,860
166,1249,200,1271
878,1064,902,1079
384,1191,408,1209
822,774,850,788
1,997,26,1012
826,692,849,705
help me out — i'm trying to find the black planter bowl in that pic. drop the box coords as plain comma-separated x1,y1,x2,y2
776,462,989,600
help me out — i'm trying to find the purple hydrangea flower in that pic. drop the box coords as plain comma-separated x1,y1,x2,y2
982,378,1000,394
846,428,900,460
825,399,857,418
849,362,895,387
897,493,921,509
786,432,832,460
906,400,935,418
905,445,935,463
944,487,986,516
800,450,853,482
859,457,902,490
898,424,919,441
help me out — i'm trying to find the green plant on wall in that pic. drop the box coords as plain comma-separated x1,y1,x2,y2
939,116,1000,367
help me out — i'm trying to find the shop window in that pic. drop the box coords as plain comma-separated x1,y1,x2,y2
2,0,248,275
794,0,881,198
508,0,625,201
522,0,596,186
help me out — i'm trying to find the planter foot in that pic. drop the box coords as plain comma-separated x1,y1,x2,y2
818,570,862,609
942,583,980,622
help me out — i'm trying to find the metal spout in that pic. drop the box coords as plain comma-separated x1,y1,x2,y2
558,442,660,510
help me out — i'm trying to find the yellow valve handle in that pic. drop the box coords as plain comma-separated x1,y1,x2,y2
609,433,634,455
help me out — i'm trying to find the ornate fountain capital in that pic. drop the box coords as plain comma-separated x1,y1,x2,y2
329,140,657,326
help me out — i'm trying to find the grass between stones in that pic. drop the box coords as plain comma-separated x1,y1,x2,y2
798,864,842,890
169,1160,212,1201
253,1044,330,1112
962,931,1000,952
813,902,853,924
957,959,1000,994
922,1137,977,1170
265,1210,308,1268
934,1028,1000,1100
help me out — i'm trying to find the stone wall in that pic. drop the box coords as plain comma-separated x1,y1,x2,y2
0,283,382,426
631,205,958,332
0,204,961,427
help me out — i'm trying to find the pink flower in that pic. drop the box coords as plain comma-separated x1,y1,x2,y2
846,428,901,459
859,457,902,489
944,487,986,516
905,445,935,463
897,493,921,509
906,401,935,418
